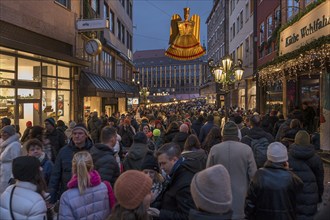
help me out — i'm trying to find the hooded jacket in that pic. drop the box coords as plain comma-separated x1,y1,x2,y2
123,142,150,171
288,143,324,219
0,134,21,194
182,149,208,170
48,137,93,203
159,157,200,220
90,143,120,186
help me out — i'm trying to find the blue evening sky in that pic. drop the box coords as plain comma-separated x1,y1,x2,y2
133,0,213,51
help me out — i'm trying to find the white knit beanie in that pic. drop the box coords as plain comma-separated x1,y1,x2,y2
267,142,288,163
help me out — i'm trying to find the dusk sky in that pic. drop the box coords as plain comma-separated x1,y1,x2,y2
133,0,213,52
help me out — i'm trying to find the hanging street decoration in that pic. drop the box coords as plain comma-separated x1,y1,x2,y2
165,8,206,61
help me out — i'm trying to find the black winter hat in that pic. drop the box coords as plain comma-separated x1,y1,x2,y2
44,117,56,127
12,156,41,181
141,153,159,172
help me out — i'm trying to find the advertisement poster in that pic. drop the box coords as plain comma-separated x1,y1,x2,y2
58,95,64,116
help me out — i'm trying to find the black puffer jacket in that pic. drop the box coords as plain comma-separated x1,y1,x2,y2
48,137,93,203
90,143,120,187
159,158,200,220
123,142,150,171
288,144,324,219
245,162,303,220
172,132,190,151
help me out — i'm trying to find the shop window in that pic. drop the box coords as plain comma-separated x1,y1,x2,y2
42,89,57,121
0,54,15,71
18,88,40,99
57,90,71,123
58,79,70,90
18,58,41,81
0,88,15,120
41,63,56,76
58,66,70,78
42,77,57,89
0,71,15,86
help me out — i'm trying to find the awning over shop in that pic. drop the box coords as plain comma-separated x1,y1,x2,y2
84,72,114,92
117,81,134,94
104,78,126,93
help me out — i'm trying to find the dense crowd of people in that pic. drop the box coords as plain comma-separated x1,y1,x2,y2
0,99,328,220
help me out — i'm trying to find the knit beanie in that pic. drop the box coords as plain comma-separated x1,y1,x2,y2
44,117,56,127
69,121,76,129
267,142,288,163
114,170,152,209
13,156,41,181
72,123,89,136
153,129,161,137
1,125,16,136
141,153,160,172
26,121,32,127
191,164,232,214
295,130,310,146
222,121,238,138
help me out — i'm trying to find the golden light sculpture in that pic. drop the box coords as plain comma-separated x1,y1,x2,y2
165,8,206,61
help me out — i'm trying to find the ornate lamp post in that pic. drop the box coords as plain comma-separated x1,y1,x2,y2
208,56,244,121
139,87,150,106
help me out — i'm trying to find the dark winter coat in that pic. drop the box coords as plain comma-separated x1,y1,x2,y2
172,132,190,151
245,161,304,220
123,142,150,171
181,149,208,170
87,116,102,143
40,153,53,185
164,129,179,143
20,127,32,143
288,144,324,219
90,143,120,187
241,127,274,147
48,137,93,203
191,120,203,137
189,209,232,220
118,125,135,150
159,158,199,220
199,121,217,144
44,128,66,162
273,119,285,138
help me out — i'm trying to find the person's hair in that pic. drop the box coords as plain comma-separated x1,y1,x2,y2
134,132,148,144
290,119,301,129
206,114,214,121
24,138,43,152
108,202,151,220
33,167,47,196
156,142,181,159
202,127,221,152
166,121,179,134
72,151,94,194
57,120,65,127
184,134,201,151
278,113,284,120
250,115,261,127
1,117,11,126
100,126,117,143
29,126,44,142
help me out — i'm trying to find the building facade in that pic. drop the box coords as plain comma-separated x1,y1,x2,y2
229,0,255,109
133,49,207,103
257,0,330,150
0,0,88,131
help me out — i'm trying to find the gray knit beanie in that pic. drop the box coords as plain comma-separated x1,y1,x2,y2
1,125,16,136
222,121,238,139
267,142,288,163
191,164,232,214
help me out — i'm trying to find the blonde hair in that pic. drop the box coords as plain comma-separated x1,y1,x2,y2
72,151,94,194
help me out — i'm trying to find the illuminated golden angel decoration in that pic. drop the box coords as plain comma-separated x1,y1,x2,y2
165,8,206,61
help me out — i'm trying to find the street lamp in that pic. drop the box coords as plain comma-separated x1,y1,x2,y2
139,87,150,105
208,56,244,121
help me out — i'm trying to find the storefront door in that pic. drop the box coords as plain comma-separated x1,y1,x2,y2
17,100,40,134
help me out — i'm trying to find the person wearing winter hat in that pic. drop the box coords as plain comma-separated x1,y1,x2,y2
20,121,33,144
0,156,48,219
207,121,256,219
108,170,153,220
48,123,94,204
0,125,21,194
64,120,76,141
288,131,324,219
142,152,165,207
245,142,304,220
190,164,232,219
44,117,66,163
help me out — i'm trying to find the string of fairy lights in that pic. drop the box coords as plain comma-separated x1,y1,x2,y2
258,43,330,86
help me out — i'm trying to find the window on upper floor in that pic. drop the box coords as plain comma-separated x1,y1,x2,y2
90,0,99,13
245,37,250,54
237,17,240,33
55,0,70,9
250,0,254,15
245,2,249,21
287,0,299,19
240,10,243,29
121,24,125,44
104,3,109,19
110,10,115,33
275,6,281,27
117,19,121,40
129,2,132,19
260,22,265,44
233,22,236,38
267,15,273,39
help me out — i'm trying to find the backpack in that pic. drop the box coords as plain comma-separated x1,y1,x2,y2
247,136,269,168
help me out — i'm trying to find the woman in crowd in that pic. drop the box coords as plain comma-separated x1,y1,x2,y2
59,151,114,220
0,156,48,219
108,170,153,220
0,125,21,194
202,127,221,153
182,134,208,170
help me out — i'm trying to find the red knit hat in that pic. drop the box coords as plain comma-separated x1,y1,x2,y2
26,121,32,127
114,170,152,209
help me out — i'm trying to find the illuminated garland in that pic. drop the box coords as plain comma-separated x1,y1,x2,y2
258,36,330,86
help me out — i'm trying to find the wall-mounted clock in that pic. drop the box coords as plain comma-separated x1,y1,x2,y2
85,38,102,56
